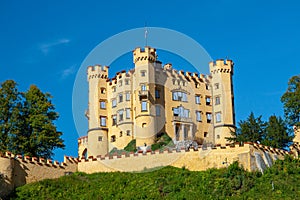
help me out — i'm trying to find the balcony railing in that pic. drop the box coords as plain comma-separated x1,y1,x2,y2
139,90,149,98
173,116,192,123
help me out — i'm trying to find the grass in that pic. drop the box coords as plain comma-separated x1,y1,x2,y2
9,156,300,199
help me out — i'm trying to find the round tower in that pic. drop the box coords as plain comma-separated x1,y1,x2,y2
132,47,157,147
86,65,109,157
209,59,235,145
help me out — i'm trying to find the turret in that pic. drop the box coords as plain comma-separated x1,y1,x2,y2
209,59,235,145
86,65,109,157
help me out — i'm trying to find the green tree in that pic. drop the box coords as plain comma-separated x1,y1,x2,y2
13,85,65,158
227,112,266,144
0,80,20,152
263,115,292,149
281,75,300,127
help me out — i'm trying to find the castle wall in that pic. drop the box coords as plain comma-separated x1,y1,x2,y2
0,153,78,198
78,143,288,174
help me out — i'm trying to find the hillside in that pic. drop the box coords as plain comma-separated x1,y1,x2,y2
10,156,300,200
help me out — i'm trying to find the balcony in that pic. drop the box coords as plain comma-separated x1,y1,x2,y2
173,116,192,123
139,90,149,99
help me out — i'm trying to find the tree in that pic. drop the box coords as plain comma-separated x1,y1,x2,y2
14,85,65,158
281,75,300,127
227,112,266,144
0,80,65,158
263,115,292,149
0,80,20,152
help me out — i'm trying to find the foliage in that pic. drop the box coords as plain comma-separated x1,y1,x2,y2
263,115,292,149
124,139,136,152
281,75,300,127
11,157,300,200
151,132,173,151
0,80,64,158
227,112,266,144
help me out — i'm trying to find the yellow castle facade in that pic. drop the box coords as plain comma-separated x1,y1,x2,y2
78,46,235,158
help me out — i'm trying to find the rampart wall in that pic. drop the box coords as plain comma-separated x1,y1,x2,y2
0,152,78,198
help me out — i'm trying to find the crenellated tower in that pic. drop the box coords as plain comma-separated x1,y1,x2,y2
209,59,235,145
132,47,157,147
85,65,109,157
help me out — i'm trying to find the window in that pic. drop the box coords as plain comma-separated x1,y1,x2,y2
112,115,117,126
111,135,116,142
100,116,106,126
172,91,187,102
217,135,220,139
182,81,186,86
206,97,211,105
112,99,117,108
125,79,130,85
126,130,131,136
100,88,106,94
216,112,221,123
126,92,130,101
215,83,219,90
142,123,147,128
126,108,130,119
98,136,103,141
119,110,124,122
204,132,208,138
206,113,212,123
195,95,201,104
112,86,116,92
119,81,122,87
215,96,220,105
155,89,160,98
119,94,123,103
141,101,147,111
195,83,200,88
141,70,146,77
206,84,209,90
100,101,106,109
120,131,123,137
156,105,161,116
196,111,202,122
141,84,147,91
173,106,190,118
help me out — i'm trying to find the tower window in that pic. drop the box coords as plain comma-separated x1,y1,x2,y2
141,101,148,111
215,83,219,90
215,96,221,105
141,70,146,77
111,135,116,142
112,115,117,126
120,131,123,137
204,132,208,138
141,84,147,91
142,123,147,128
195,95,201,104
216,135,220,139
206,113,212,123
126,92,130,101
126,130,131,136
112,99,117,108
112,86,116,92
155,89,160,98
126,108,130,119
206,84,209,90
100,101,106,109
98,136,103,141
196,111,202,122
119,81,122,87
100,116,106,126
119,110,124,122
125,79,130,85
119,94,123,103
216,112,222,123
100,88,106,94
206,97,211,105
156,105,161,116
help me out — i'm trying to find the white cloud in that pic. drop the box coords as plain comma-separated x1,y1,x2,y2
39,38,71,55
61,65,76,79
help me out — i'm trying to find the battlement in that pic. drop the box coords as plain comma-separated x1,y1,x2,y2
133,46,157,64
209,59,234,74
78,135,88,145
87,65,109,80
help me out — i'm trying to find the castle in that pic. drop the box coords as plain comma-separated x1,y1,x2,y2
1,46,300,198
78,46,235,158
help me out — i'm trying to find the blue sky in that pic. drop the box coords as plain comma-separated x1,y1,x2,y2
1,1,299,160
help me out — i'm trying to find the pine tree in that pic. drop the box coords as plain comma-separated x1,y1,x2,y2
227,112,266,144
262,115,292,149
